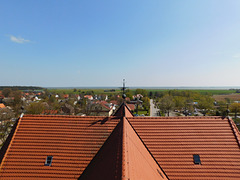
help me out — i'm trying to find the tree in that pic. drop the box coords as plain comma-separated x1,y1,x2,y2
149,91,153,98
0,108,15,146
157,95,175,116
183,98,194,116
26,102,46,114
125,90,133,100
135,89,148,97
0,121,13,146
154,91,164,98
197,96,214,116
2,88,12,97
11,90,22,106
230,103,240,119
142,97,150,111
174,96,185,110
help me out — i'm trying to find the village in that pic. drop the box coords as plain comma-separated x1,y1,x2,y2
0,87,152,146
1,87,240,148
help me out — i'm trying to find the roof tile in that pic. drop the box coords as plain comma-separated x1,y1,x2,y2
0,115,120,179
128,116,240,180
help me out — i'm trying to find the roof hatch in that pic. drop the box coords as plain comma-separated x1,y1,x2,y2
45,156,53,166
193,154,201,165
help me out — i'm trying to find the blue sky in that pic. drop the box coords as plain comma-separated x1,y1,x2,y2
1,0,240,87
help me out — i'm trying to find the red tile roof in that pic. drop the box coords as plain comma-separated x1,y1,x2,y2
0,115,120,179
99,101,111,110
122,117,167,179
79,118,123,179
109,100,118,105
114,103,134,117
79,117,167,180
84,95,93,100
42,110,58,115
63,94,69,99
126,103,135,110
1,103,240,179
0,103,6,108
128,116,240,180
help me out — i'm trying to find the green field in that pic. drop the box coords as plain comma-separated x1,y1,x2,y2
145,89,236,95
48,88,237,96
48,88,121,95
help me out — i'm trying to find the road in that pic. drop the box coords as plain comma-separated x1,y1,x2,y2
150,99,159,117
150,99,179,117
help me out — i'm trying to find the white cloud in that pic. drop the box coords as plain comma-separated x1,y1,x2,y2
9,35,31,44
233,54,240,58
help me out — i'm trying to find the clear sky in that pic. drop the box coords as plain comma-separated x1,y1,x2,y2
1,0,240,87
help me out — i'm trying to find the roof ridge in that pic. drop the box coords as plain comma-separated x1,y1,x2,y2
0,113,23,170
228,118,240,148
113,102,134,118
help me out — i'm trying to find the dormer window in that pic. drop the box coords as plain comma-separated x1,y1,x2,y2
45,156,53,166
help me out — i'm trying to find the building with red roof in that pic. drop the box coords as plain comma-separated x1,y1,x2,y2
0,103,6,108
126,103,135,111
84,95,93,100
0,103,240,179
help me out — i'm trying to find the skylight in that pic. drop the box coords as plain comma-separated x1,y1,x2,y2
193,154,201,165
45,156,53,166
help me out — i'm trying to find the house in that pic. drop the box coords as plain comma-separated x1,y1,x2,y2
61,103,74,115
63,94,69,99
0,103,240,179
76,95,81,100
84,95,93,100
33,96,41,101
132,94,143,100
88,101,115,116
126,103,135,111
42,109,58,115
0,103,6,108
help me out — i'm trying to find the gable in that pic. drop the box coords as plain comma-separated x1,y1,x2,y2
79,117,167,180
113,103,133,118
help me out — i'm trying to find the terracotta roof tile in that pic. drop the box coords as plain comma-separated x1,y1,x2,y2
126,103,135,110
128,116,240,180
0,115,120,179
122,117,167,180
79,117,167,180
79,119,123,180
1,103,240,179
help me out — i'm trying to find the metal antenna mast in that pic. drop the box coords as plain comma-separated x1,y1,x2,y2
122,79,127,100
